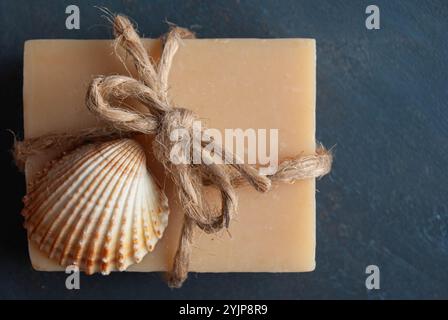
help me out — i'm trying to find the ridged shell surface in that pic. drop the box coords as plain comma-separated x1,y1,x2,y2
22,139,169,274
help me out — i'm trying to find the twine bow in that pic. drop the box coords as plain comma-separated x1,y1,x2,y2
14,15,332,288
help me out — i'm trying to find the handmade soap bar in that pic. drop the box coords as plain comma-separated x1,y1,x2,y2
23,38,316,272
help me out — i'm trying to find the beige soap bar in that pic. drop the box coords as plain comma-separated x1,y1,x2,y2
23,38,316,272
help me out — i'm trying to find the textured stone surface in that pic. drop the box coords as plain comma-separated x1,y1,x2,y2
0,0,447,299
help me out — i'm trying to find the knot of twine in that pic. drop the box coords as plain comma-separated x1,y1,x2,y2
14,15,333,288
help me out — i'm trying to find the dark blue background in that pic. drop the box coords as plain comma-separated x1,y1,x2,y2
1,0,447,299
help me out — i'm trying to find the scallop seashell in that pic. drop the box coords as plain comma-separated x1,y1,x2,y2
22,139,169,275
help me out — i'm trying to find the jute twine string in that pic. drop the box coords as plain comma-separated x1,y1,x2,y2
14,15,333,288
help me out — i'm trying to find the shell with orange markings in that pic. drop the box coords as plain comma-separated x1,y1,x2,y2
22,139,169,274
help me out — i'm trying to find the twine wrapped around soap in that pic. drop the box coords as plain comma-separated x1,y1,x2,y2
14,15,333,288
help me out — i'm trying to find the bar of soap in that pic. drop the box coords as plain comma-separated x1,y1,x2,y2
23,38,316,273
